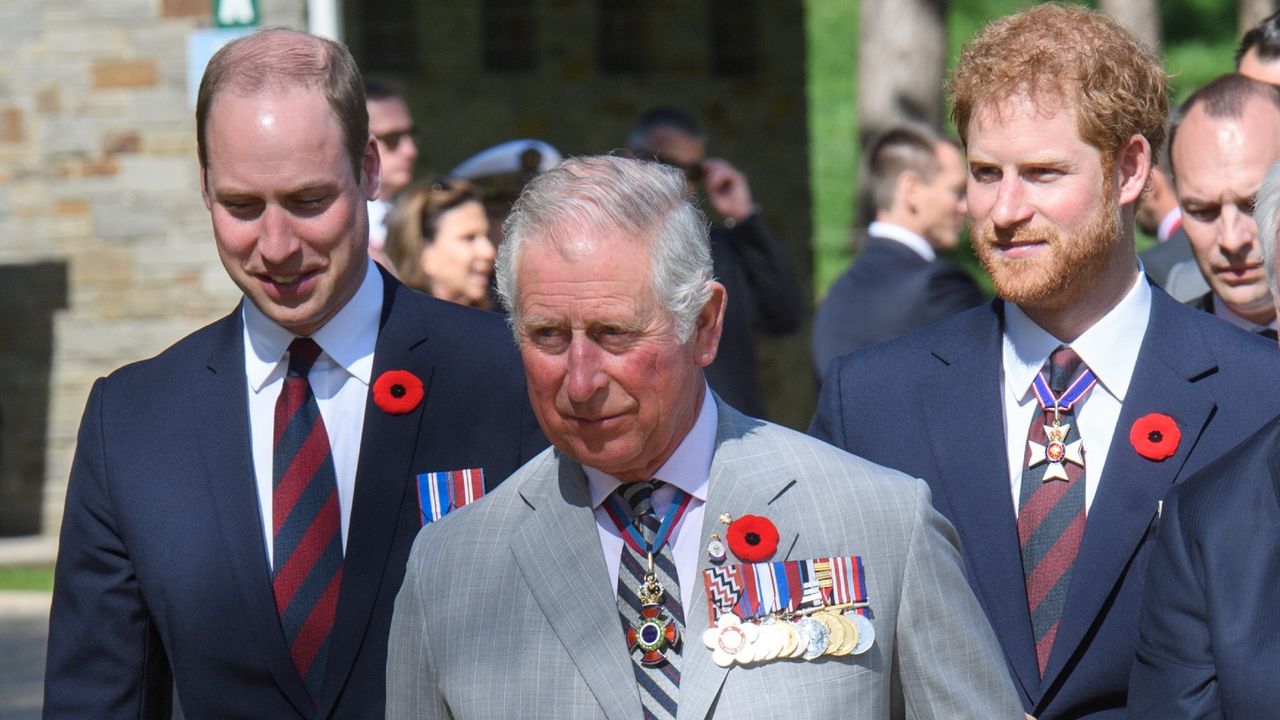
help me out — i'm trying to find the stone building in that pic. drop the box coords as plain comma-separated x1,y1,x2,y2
0,0,809,539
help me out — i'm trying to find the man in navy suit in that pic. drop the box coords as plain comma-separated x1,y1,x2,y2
812,124,984,382
43,29,545,718
1127,158,1280,718
810,6,1280,719
1169,74,1280,337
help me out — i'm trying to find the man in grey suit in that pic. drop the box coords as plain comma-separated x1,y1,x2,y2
387,155,1023,719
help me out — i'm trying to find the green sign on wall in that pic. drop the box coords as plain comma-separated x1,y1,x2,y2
213,0,259,28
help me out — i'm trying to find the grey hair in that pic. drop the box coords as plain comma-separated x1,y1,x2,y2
1255,157,1280,299
495,155,714,342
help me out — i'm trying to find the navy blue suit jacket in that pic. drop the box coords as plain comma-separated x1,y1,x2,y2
812,235,984,382
809,287,1280,719
1129,412,1280,718
44,273,547,719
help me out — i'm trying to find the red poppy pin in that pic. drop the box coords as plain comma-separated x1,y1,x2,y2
725,514,779,562
1130,413,1180,461
373,370,424,415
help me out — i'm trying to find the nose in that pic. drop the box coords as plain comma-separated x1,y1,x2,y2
402,135,419,160
988,175,1032,229
478,236,496,263
564,335,607,403
1219,205,1258,259
256,204,300,265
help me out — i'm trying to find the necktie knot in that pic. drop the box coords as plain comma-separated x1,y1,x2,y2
287,338,323,378
619,480,661,538
1046,345,1084,395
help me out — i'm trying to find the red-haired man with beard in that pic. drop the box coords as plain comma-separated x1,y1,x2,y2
810,5,1280,719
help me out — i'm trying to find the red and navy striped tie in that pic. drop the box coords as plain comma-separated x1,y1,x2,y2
1018,346,1089,677
272,338,343,702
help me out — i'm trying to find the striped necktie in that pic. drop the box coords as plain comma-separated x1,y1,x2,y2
616,481,682,720
272,337,343,702
1018,345,1090,677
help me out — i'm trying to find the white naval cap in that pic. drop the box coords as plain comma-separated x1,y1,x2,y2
450,139,563,180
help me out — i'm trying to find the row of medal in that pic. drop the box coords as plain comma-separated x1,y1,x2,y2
703,606,875,668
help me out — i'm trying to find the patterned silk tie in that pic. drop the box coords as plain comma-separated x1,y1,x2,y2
272,338,343,702
616,481,683,720
1018,345,1090,677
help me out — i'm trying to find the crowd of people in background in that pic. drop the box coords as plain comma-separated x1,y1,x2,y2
39,5,1280,720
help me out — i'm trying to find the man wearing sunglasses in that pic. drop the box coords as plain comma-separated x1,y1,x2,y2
626,106,803,420
366,79,420,264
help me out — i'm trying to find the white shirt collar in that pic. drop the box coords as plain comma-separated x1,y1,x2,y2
243,258,383,392
1156,207,1182,243
1212,293,1278,331
868,221,936,262
1003,271,1151,405
586,384,717,509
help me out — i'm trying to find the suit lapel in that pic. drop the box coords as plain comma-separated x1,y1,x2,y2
678,400,798,720
192,309,315,715
319,278,432,714
919,302,1041,697
1042,292,1217,688
509,458,643,720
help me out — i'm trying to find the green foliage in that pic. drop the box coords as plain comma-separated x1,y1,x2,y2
806,0,860,296
0,565,55,591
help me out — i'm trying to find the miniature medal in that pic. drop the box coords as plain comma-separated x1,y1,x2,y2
706,533,727,564
703,614,758,667
796,615,829,660
847,611,875,655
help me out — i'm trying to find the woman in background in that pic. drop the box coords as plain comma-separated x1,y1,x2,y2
385,178,496,309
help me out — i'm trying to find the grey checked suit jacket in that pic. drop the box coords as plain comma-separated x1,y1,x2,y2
387,397,1023,719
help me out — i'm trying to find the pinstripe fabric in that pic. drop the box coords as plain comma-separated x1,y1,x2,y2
386,397,1025,719
272,338,342,702
1018,347,1089,677
616,482,682,720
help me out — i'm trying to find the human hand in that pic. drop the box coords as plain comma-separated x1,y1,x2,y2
702,158,754,223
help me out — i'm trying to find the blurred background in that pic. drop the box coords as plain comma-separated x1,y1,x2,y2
0,1,1265,713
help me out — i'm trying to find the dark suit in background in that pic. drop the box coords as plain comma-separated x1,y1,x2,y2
44,278,546,718
707,214,803,418
810,290,1280,719
1130,413,1280,718
1139,226,1194,291
811,234,984,381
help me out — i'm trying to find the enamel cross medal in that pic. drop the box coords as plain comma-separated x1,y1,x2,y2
627,553,681,667
1026,364,1097,482
605,488,693,667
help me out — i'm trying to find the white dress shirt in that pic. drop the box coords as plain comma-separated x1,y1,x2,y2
868,220,937,262
1002,271,1150,515
243,259,383,568
367,199,391,250
1211,294,1278,333
585,385,716,612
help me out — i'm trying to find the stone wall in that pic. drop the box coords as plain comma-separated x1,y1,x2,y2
0,0,304,536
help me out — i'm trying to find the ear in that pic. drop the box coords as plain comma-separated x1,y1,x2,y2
1115,134,1152,207
199,166,212,210
691,281,727,369
362,134,382,201
898,171,922,214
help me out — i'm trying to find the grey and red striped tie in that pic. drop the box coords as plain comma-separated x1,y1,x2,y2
272,338,343,702
1018,345,1090,677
